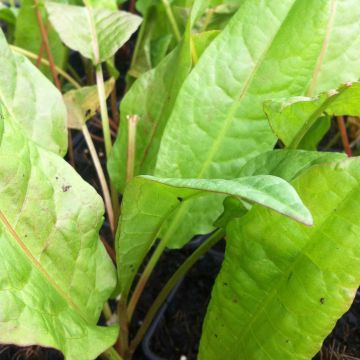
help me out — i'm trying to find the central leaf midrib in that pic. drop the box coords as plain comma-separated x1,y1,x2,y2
0,210,90,323
305,0,337,97
196,1,299,179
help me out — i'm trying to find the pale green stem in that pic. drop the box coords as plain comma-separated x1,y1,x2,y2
129,228,225,354
82,125,115,234
127,205,188,320
103,301,112,321
10,45,81,89
126,115,139,184
201,7,215,32
95,64,113,159
161,0,181,42
102,347,124,360
117,296,129,358
95,63,120,226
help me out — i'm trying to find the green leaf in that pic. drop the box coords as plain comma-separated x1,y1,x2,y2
0,3,17,26
0,30,67,155
46,1,142,64
213,148,345,229
127,6,172,78
116,175,312,298
150,34,173,67
238,149,346,181
297,115,331,151
108,25,193,192
191,30,219,59
64,78,114,130
88,0,118,10
129,0,204,79
136,0,159,15
198,1,241,31
265,82,360,148
200,157,360,359
0,33,117,359
153,0,360,247
214,149,345,231
15,0,67,78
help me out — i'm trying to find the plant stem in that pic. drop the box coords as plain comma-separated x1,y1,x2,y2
117,297,129,358
66,63,84,86
11,46,82,89
103,301,112,321
161,0,181,42
126,115,139,184
95,64,120,221
82,125,115,234
337,116,352,157
33,0,76,167
128,13,147,78
33,0,61,90
201,8,215,32
190,37,198,65
128,0,136,13
102,347,124,360
129,228,225,354
36,41,45,68
127,205,187,321
96,64,113,159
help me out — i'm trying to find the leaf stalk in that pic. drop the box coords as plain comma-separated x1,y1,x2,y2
128,228,225,354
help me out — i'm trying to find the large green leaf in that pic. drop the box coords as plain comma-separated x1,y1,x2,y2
108,3,217,193
213,149,345,228
46,1,142,64
0,32,117,359
0,30,67,155
265,82,360,148
200,157,360,359
153,0,360,247
108,25,193,192
238,149,345,181
212,149,345,227
116,175,312,298
15,0,67,78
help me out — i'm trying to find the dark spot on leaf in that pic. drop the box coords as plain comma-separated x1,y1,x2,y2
214,334,218,338
233,298,238,303
287,272,293,282
177,197,183,202
85,109,91,117
286,340,289,343
24,234,28,238
56,176,59,180
223,282,228,286
320,297,325,304
62,184,71,192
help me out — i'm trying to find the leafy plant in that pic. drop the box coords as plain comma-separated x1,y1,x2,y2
1,0,360,360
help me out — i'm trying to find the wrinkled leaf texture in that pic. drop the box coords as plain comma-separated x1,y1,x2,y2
0,31,117,360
